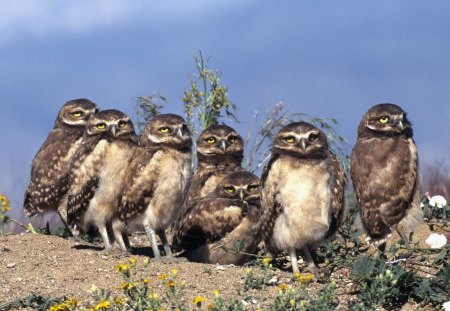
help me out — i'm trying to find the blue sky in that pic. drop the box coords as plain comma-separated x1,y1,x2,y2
1,1,449,218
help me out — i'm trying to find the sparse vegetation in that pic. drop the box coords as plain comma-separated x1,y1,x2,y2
1,52,450,310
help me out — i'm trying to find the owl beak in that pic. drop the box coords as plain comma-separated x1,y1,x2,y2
299,138,307,150
177,127,183,139
220,139,227,151
110,124,117,137
397,120,404,130
239,190,244,201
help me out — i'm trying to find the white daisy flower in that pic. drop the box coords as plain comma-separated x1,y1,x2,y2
425,233,447,249
429,195,447,208
443,301,450,311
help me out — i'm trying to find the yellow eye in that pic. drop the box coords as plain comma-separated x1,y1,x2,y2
247,185,259,191
96,123,106,129
206,137,216,144
225,187,235,193
228,136,236,143
71,111,82,117
379,116,389,124
118,121,127,128
159,127,170,133
284,136,295,143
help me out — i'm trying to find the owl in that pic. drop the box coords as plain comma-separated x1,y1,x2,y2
351,103,422,243
172,171,265,265
67,109,138,250
116,114,192,259
261,122,346,274
184,124,244,206
24,99,98,226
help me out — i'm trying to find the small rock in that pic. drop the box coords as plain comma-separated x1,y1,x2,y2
7,263,16,268
16,277,22,282
215,265,226,271
101,255,108,260
268,276,278,284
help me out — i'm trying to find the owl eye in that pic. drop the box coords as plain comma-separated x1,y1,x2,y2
247,184,259,191
228,136,237,143
71,111,83,117
96,123,106,129
224,186,235,194
206,137,216,144
284,136,295,143
379,116,389,124
118,120,127,128
159,127,171,133
308,133,318,142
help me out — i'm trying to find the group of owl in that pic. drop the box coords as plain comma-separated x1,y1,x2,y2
24,99,422,274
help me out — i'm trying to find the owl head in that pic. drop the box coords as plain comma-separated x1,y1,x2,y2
86,109,136,140
272,122,328,158
358,103,412,137
55,99,98,128
212,171,260,204
196,125,244,158
140,114,192,149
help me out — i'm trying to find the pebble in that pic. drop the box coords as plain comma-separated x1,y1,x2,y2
7,263,16,268
215,265,226,271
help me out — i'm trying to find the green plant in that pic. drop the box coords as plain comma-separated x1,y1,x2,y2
135,93,167,133
182,51,236,137
269,281,338,310
0,293,68,311
243,258,275,291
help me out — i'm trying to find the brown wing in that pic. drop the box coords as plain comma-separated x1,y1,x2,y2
185,163,244,206
207,204,263,265
118,147,159,220
24,128,83,216
67,138,101,227
260,155,283,247
172,197,248,250
324,151,347,239
351,136,418,239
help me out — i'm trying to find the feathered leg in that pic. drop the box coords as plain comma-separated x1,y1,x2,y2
289,248,300,274
144,224,161,260
303,248,319,273
157,230,173,258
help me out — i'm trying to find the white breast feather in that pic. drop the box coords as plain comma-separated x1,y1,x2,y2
269,158,332,250
139,150,192,230
83,141,134,227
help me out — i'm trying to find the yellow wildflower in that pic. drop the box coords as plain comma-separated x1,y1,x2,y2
278,283,289,293
2,205,10,212
0,195,9,206
213,289,220,297
149,293,159,299
119,282,133,290
142,278,151,284
49,304,70,311
143,258,149,267
128,257,137,265
171,269,178,275
114,297,124,305
289,299,295,307
65,298,79,306
293,273,314,284
193,295,207,306
115,262,130,274
180,280,187,288
262,257,272,265
158,273,168,281
94,300,110,310
168,280,176,288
